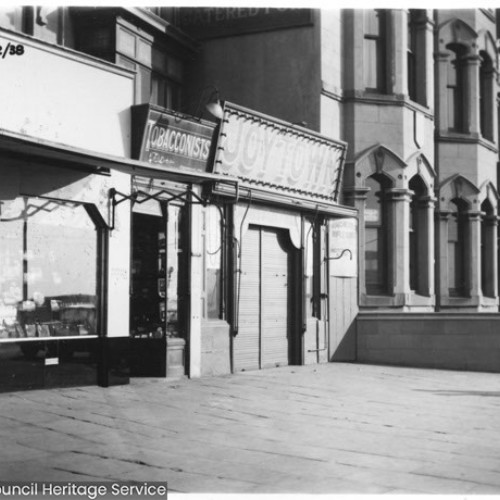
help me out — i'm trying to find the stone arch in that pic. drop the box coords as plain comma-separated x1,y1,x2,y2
438,18,478,53
405,151,436,191
353,144,406,188
479,180,499,212
439,174,480,211
477,30,498,67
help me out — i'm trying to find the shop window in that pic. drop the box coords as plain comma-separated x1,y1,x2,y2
481,199,496,298
363,9,387,92
0,7,75,47
202,205,222,320
448,199,468,297
0,197,100,341
365,174,390,295
446,44,467,133
407,9,427,106
479,50,494,142
409,175,428,295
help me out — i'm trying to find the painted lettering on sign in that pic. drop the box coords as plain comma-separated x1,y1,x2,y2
177,8,313,39
215,107,345,200
135,106,216,172
329,218,358,277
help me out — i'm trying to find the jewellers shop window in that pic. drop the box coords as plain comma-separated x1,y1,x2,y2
0,197,100,341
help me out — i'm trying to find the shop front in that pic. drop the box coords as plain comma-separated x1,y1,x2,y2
204,102,358,374
125,104,235,378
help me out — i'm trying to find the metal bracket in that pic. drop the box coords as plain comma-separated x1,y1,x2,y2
326,249,353,260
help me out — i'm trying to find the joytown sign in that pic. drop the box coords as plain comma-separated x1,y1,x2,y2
213,102,346,202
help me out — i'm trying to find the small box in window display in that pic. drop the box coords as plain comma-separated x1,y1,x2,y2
15,324,26,338
25,324,37,337
37,323,51,337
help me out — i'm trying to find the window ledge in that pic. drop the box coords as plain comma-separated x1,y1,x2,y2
437,132,499,153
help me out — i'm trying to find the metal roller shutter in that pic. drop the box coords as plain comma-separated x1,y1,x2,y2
261,229,289,368
234,226,291,371
234,227,260,371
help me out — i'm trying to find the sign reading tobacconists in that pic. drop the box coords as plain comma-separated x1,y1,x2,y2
213,102,346,202
133,105,216,172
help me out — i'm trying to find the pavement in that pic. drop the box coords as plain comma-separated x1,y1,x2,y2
1,362,500,495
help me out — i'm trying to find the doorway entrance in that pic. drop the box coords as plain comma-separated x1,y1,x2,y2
234,225,300,371
129,208,187,376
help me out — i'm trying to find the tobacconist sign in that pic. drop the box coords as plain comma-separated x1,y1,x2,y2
177,8,313,40
213,102,346,202
132,104,216,172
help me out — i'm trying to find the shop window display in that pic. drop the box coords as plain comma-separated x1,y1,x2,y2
0,197,99,340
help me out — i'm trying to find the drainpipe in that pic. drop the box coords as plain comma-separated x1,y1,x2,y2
433,9,441,312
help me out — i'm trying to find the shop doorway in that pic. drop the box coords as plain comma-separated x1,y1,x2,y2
129,208,188,376
234,225,301,371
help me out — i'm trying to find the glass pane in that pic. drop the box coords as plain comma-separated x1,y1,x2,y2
365,226,381,291
364,10,380,36
205,206,221,319
0,197,98,340
166,205,183,336
33,7,60,44
363,38,379,89
365,176,382,223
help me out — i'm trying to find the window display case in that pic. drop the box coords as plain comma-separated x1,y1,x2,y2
0,197,100,343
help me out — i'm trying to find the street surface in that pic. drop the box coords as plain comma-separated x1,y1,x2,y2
1,362,500,494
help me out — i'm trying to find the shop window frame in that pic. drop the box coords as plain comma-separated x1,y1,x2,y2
0,196,106,343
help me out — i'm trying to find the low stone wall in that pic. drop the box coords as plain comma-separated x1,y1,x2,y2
356,313,500,372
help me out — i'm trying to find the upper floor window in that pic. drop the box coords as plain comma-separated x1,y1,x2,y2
479,50,494,142
0,7,75,47
150,47,183,109
407,9,427,106
363,9,386,92
446,44,467,133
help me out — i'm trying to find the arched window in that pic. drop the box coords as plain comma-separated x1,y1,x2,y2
446,44,467,133
364,9,387,92
365,174,391,294
448,199,468,297
409,175,428,294
479,50,494,141
481,199,495,297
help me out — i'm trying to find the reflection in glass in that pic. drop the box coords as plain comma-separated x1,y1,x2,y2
0,197,98,340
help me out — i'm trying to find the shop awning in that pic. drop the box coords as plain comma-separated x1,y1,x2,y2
0,128,236,185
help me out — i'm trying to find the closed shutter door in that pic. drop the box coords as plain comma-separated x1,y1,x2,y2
261,229,289,368
234,227,260,371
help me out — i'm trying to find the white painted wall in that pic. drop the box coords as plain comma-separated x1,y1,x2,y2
0,30,134,157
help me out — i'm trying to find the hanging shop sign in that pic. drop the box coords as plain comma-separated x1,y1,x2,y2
177,8,313,40
132,104,216,173
213,102,346,203
328,218,358,277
